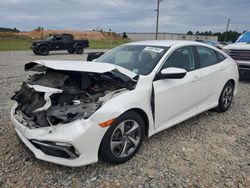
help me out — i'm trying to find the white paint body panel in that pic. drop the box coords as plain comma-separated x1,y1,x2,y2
11,40,239,167
153,69,202,129
223,42,250,66
31,60,137,78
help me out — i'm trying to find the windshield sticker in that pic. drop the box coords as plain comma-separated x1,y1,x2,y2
144,47,164,53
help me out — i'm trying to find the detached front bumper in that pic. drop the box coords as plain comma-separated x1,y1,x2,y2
10,103,108,167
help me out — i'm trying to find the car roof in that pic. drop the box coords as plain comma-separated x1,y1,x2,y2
126,40,204,47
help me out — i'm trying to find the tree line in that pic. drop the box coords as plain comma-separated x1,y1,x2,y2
0,27,20,32
187,30,243,42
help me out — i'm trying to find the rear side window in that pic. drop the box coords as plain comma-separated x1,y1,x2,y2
55,36,62,41
197,46,218,67
216,51,226,62
62,35,71,43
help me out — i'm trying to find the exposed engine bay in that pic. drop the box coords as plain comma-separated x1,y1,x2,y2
11,62,136,128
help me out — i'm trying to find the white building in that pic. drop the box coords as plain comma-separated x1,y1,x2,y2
124,32,218,41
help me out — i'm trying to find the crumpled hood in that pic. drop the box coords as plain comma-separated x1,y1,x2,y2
26,60,137,79
13,61,137,127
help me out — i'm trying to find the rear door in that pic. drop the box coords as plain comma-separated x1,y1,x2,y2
153,46,202,129
62,35,73,49
196,46,228,109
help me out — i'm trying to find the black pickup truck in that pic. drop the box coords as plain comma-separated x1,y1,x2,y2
31,34,89,55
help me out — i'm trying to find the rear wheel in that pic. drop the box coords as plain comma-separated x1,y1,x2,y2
75,45,84,54
38,46,49,56
216,81,234,112
100,111,145,164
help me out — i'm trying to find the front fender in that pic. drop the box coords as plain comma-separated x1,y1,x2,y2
89,75,155,136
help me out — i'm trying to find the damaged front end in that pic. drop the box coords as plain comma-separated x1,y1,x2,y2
11,62,137,128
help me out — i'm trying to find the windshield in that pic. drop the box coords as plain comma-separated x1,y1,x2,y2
236,31,250,43
96,45,168,75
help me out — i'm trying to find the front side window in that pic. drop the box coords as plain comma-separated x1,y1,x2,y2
96,45,168,75
161,46,196,71
197,46,218,67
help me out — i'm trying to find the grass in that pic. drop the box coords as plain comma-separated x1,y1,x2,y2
0,35,32,51
89,39,130,49
0,35,130,51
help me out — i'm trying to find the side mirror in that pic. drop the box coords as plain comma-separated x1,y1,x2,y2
157,67,187,79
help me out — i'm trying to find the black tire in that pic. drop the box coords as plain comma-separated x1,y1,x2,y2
38,46,49,56
216,81,234,112
75,45,84,54
68,49,74,54
32,49,39,55
100,111,145,164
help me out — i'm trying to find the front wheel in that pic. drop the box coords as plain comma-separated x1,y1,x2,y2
216,81,234,112
38,46,49,56
100,111,145,164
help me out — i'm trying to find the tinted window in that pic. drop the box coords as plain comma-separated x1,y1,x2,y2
197,46,217,67
62,35,71,43
162,46,195,71
55,36,62,41
216,51,226,62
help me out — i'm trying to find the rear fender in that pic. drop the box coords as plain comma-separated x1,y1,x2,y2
73,43,83,49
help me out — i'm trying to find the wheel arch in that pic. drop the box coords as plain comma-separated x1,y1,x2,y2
97,107,150,161
39,44,50,49
226,78,237,96
73,43,83,49
123,108,150,137
228,79,235,88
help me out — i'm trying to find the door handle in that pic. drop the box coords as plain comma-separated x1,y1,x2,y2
192,75,201,82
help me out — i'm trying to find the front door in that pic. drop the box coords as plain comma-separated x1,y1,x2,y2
153,46,202,129
52,36,63,50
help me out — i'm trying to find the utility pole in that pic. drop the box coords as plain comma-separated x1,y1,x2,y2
155,0,162,40
224,18,230,42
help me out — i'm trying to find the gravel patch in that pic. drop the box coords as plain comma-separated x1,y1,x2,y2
0,50,249,187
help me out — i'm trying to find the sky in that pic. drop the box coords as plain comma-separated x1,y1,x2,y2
0,0,249,33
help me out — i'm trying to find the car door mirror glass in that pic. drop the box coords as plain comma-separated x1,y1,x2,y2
159,67,187,79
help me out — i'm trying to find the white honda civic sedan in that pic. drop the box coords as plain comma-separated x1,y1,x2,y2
11,40,239,167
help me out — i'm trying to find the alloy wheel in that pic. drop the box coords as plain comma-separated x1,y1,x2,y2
110,120,141,158
222,85,233,108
